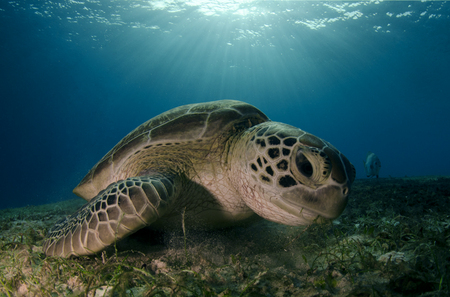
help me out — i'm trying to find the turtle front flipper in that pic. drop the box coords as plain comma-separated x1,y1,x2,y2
43,175,178,257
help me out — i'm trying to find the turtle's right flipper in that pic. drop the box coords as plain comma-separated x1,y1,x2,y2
43,175,178,257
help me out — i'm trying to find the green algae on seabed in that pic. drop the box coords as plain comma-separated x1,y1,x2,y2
0,176,449,296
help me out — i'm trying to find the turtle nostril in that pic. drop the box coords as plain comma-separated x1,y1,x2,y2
342,187,348,195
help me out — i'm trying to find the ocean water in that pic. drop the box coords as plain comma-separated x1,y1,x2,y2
0,0,449,209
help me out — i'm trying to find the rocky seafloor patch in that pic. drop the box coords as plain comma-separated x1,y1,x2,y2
0,176,449,296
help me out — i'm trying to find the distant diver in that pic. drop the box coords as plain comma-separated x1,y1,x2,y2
363,151,381,178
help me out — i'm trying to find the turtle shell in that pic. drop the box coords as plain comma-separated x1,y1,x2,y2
74,100,269,200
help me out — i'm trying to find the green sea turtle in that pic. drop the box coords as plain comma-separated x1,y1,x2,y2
43,100,355,257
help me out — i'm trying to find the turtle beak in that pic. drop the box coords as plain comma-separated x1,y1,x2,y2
278,183,349,221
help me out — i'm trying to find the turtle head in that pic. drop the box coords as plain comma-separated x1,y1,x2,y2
230,121,356,226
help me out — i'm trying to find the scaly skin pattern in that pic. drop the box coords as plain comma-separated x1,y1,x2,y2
229,121,355,226
43,175,179,257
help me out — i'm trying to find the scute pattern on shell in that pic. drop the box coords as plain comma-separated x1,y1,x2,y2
74,100,269,200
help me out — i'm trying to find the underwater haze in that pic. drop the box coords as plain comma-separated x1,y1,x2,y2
1,0,449,209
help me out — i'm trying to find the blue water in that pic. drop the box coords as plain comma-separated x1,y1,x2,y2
1,1,449,209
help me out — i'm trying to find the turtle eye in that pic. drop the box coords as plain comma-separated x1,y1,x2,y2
290,145,331,188
296,151,313,178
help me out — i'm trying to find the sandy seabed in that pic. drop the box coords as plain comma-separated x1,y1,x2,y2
0,176,449,296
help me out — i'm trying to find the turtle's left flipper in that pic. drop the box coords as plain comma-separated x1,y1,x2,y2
43,175,178,257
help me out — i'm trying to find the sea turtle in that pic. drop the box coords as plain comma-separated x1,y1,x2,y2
43,100,355,257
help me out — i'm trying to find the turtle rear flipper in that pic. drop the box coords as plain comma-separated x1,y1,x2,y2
43,174,178,257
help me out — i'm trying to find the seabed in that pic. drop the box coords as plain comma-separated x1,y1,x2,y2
0,176,449,296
